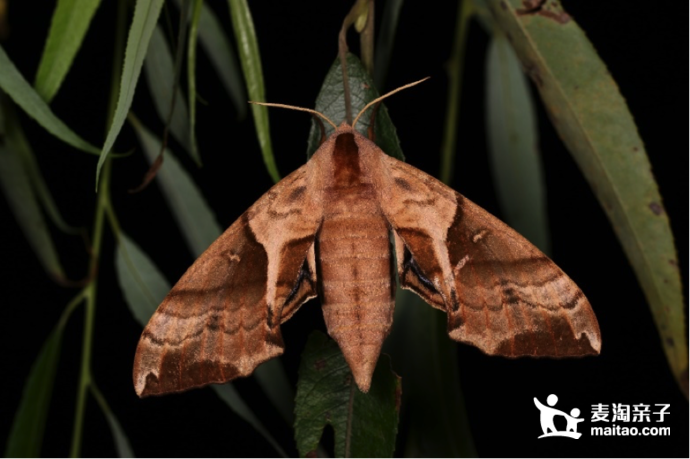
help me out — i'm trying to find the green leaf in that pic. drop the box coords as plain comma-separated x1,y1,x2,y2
102,410,135,458
373,0,404,90
0,99,64,278
4,329,63,457
485,31,549,253
143,24,199,164
488,0,688,394
227,0,279,182
0,45,100,155
254,359,295,424
212,385,287,457
197,3,246,116
470,0,497,34
115,232,170,326
187,0,203,166
114,233,287,456
384,290,476,457
294,331,401,458
129,115,222,257
306,53,403,161
177,0,246,116
439,0,473,185
12,122,81,235
129,115,295,422
96,0,165,186
34,0,102,102
90,384,135,458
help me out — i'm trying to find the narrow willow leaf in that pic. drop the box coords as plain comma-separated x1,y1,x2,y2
96,0,164,186
373,0,404,90
485,32,549,253
0,101,64,278
4,329,63,457
174,0,246,116
306,53,403,161
254,359,295,424
34,0,102,102
1,96,78,234
115,232,170,326
102,410,135,458
227,0,279,182
294,331,401,458
13,123,81,235
0,45,100,154
384,290,476,457
197,3,246,115
90,384,135,458
129,116,221,257
439,0,473,185
144,24,199,164
129,116,295,414
187,0,203,165
114,233,287,457
470,0,496,33
212,385,287,457
488,0,688,394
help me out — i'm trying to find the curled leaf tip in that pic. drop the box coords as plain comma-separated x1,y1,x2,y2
128,152,165,194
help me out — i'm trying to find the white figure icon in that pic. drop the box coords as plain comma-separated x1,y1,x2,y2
534,394,583,439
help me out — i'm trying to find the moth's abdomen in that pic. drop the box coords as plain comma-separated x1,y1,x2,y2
317,183,395,392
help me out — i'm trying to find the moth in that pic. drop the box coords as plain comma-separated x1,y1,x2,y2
133,80,601,397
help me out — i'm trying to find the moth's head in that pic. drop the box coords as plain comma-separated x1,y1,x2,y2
319,122,360,158
335,120,355,132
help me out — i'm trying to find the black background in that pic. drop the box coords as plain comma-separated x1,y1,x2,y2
1,0,687,457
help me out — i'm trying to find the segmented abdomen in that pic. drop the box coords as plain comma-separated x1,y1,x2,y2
317,183,395,387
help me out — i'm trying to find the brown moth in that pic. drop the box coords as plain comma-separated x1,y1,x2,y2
133,81,601,397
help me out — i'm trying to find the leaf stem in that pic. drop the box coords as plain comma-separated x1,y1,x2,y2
68,291,94,458
153,0,193,171
338,0,370,124
103,198,122,241
88,380,112,418
187,0,203,165
57,290,87,331
69,172,115,449
69,1,127,455
69,160,111,458
360,0,375,76
440,0,474,185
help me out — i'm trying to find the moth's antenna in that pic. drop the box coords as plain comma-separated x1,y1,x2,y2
249,102,338,129
352,77,431,129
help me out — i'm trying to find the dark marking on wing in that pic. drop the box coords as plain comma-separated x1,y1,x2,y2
394,176,412,191
288,185,306,203
450,289,460,313
284,234,316,253
268,207,302,219
283,258,314,310
403,248,438,294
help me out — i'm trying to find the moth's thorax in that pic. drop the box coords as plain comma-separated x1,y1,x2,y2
315,130,395,391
